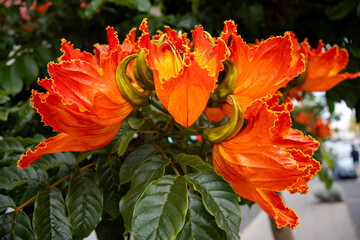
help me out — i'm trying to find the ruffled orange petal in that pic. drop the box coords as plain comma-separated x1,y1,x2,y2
18,124,120,169
228,32,305,109
153,62,215,127
212,94,320,229
18,27,135,168
139,18,226,127
301,40,360,92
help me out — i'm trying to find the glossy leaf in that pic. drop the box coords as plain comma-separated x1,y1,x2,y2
0,211,34,240
65,169,103,239
97,155,122,218
0,138,25,153
0,194,15,212
33,188,72,240
176,192,227,240
105,121,135,156
185,172,241,240
31,152,77,170
132,175,188,240
120,155,169,233
174,153,216,173
0,166,47,190
119,144,157,185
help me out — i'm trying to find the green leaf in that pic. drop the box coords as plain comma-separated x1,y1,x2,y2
15,55,39,86
127,116,144,130
185,172,241,240
174,153,216,173
0,65,23,94
119,144,157,185
31,152,77,170
97,155,122,218
0,166,47,190
120,155,169,234
176,192,227,240
0,194,15,212
65,168,103,239
0,138,25,153
132,175,188,240
0,211,34,240
325,0,358,20
33,188,72,240
0,95,10,104
105,121,135,156
112,0,151,12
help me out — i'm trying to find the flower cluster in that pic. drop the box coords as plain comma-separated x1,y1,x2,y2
18,18,359,229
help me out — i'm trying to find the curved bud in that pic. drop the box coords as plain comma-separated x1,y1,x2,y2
208,58,238,107
133,49,155,90
203,95,244,144
204,31,215,47
116,54,150,107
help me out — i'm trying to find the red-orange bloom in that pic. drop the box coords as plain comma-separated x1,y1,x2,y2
139,19,227,127
301,39,360,92
295,112,314,127
219,21,305,110
18,27,136,168
213,94,320,229
308,117,331,139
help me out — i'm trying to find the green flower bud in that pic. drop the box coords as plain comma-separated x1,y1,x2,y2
203,95,244,144
133,49,155,91
116,54,150,107
208,59,238,107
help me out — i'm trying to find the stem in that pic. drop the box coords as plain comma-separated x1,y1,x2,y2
13,161,97,212
150,97,169,115
155,144,181,176
170,163,181,177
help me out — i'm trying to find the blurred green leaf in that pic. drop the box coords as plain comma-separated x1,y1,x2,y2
112,0,151,12
0,138,25,153
0,166,47,190
0,194,15,212
0,65,23,95
15,55,39,86
185,172,241,240
120,155,169,234
0,211,34,240
176,192,227,240
33,188,72,240
119,144,157,185
132,175,188,240
65,169,103,239
97,155,122,218
325,0,358,20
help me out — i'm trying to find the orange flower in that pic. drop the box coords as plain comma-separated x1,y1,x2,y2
18,27,135,168
139,19,227,127
295,112,314,127
308,117,331,139
301,39,360,92
219,21,305,110
213,94,320,229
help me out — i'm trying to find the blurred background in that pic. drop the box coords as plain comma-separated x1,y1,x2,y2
1,0,360,239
